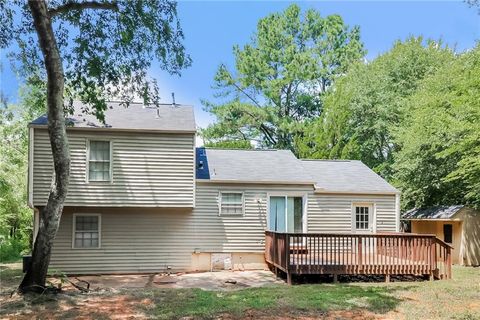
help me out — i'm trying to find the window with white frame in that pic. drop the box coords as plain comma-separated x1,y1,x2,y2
73,215,100,248
354,205,371,231
88,140,111,181
219,192,244,215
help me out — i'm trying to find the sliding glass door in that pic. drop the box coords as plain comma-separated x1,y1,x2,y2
268,196,304,233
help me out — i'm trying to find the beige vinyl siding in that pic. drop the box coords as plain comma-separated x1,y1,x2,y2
308,193,397,233
49,183,311,273
48,184,399,274
32,128,195,207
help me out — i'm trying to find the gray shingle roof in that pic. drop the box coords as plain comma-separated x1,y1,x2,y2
30,101,196,132
203,148,313,184
301,160,399,194
402,205,464,220
198,149,398,192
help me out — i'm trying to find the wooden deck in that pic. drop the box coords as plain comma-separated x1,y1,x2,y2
265,231,452,284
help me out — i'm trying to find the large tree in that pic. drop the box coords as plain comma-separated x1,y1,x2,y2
394,45,480,210
299,38,453,179
201,4,364,151
0,0,190,293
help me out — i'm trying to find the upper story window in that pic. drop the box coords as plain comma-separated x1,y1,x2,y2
88,140,111,182
73,214,101,248
219,192,244,215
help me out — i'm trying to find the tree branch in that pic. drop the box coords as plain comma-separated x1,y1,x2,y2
48,1,118,17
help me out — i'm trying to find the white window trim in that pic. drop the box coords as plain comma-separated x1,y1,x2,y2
351,202,376,233
86,139,113,183
218,191,245,216
266,192,308,233
72,213,102,249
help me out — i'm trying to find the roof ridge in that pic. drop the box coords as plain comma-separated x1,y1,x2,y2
202,147,283,151
300,159,357,162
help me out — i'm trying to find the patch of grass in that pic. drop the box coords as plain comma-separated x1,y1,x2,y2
1,263,479,320
133,284,401,319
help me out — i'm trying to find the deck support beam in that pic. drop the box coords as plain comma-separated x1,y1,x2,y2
286,272,292,285
385,274,390,283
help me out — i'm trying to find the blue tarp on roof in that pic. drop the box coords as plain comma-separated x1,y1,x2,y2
195,147,210,179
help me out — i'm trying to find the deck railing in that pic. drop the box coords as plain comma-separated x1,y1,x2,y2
265,231,452,283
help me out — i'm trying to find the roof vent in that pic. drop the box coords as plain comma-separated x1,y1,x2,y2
171,92,177,107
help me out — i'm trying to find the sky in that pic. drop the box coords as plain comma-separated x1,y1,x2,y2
0,1,479,129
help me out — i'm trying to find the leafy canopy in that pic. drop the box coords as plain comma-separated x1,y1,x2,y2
299,38,454,179
202,4,364,151
1,0,191,120
394,45,480,209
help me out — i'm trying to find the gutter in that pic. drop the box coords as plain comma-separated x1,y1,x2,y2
313,188,401,196
196,179,315,186
28,124,197,135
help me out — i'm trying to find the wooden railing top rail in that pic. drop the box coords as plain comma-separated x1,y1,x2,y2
434,237,454,249
265,231,439,239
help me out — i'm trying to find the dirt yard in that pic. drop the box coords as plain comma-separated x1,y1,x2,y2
1,262,479,319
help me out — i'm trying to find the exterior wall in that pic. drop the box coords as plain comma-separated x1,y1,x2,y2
32,128,195,207
308,193,398,233
49,183,399,274
459,208,480,266
411,220,463,265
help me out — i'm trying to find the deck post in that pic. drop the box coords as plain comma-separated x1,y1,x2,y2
446,247,452,279
333,274,338,283
357,237,363,272
287,272,292,285
385,274,390,283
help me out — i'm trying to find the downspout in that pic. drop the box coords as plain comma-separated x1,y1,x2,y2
27,127,39,244
395,193,401,232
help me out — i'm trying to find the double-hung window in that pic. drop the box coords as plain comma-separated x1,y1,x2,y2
73,214,100,248
219,192,244,215
88,140,111,182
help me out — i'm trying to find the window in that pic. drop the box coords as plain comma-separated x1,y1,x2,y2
73,215,100,248
443,224,453,244
88,140,111,181
220,192,244,215
268,196,304,233
354,205,372,231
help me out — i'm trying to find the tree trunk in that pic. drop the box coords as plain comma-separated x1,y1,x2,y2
19,0,70,294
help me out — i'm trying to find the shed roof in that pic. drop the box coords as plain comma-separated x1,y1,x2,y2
301,159,399,194
402,205,465,220
30,101,196,132
198,148,314,184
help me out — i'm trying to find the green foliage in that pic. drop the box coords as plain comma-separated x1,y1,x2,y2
300,38,454,179
1,0,191,120
203,139,252,149
0,91,43,261
202,4,365,151
0,238,26,262
394,45,480,209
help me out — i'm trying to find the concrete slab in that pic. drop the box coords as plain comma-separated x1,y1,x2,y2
51,270,284,292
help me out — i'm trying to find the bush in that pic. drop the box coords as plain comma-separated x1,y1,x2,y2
0,237,29,263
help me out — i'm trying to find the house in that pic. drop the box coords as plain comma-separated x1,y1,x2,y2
28,102,430,277
402,206,480,266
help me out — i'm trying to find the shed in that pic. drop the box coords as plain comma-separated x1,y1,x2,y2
402,206,480,266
